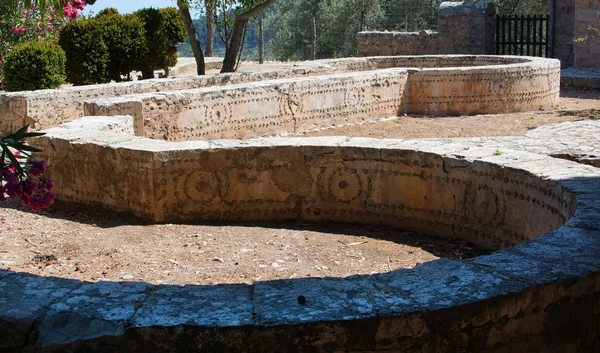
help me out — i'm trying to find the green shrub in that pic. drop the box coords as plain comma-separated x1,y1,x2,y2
59,19,109,85
3,41,66,92
96,7,120,17
59,13,147,85
94,14,147,82
135,7,186,79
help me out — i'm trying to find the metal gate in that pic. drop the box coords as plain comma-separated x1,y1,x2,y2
496,14,549,57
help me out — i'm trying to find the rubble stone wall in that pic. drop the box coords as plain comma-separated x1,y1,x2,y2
552,0,600,68
357,2,497,57
574,0,600,67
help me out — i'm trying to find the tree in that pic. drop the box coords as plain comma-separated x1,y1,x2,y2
135,7,187,78
178,0,276,74
267,0,383,60
177,0,206,75
219,0,276,73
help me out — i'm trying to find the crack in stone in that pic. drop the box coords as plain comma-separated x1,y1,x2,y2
125,285,158,330
461,259,534,287
249,283,258,326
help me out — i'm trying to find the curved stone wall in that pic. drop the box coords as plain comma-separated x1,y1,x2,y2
83,55,560,141
36,117,575,251
1,55,559,134
7,117,599,352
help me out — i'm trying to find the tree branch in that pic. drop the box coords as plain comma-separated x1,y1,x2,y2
236,0,277,21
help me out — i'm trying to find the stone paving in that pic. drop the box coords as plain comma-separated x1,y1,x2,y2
0,118,599,352
561,66,600,89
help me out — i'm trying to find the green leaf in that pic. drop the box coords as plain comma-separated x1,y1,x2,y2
13,144,42,153
8,125,30,140
22,132,46,138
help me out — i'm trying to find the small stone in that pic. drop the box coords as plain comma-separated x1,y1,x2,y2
121,274,134,280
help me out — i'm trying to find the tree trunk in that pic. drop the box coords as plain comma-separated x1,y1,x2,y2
221,19,247,73
220,0,277,73
258,16,264,64
177,0,205,75
206,1,215,57
311,16,317,60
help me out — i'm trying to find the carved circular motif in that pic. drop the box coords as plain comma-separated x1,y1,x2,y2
183,170,219,203
209,102,232,123
344,86,363,107
328,169,362,202
471,187,503,226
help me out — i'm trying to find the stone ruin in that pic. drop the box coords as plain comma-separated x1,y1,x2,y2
0,53,599,352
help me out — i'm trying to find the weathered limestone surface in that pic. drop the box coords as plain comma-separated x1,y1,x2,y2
357,2,497,56
407,58,560,115
561,66,600,89
0,62,337,134
0,55,557,135
2,118,599,352
83,56,560,140
34,120,596,250
459,120,600,168
86,69,410,140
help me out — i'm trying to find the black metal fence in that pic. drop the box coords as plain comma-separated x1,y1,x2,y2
496,14,549,57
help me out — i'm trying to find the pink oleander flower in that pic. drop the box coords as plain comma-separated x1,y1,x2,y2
11,27,26,36
47,24,54,31
72,0,86,10
1,162,54,212
0,20,5,25
63,3,74,18
29,160,47,177
71,9,79,19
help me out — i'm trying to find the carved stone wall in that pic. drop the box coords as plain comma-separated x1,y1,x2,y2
0,55,557,136
357,2,497,57
15,117,600,352
86,69,410,140
84,56,560,140
0,65,337,134
34,120,576,250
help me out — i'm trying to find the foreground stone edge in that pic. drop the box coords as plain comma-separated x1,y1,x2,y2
0,123,599,352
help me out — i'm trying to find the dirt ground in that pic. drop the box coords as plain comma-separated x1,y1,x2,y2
0,89,598,286
302,88,600,139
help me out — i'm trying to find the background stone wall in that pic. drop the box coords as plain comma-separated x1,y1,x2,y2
552,0,600,68
0,55,550,135
357,2,497,57
552,0,575,67
574,0,600,67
